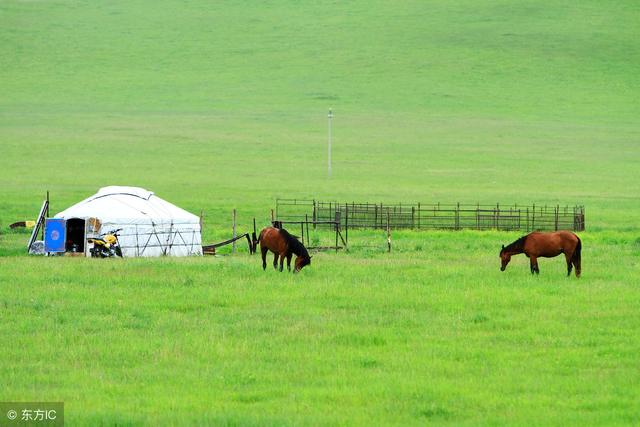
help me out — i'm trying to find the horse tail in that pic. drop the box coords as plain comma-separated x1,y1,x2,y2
572,235,582,277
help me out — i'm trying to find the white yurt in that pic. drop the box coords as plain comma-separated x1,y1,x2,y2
54,186,202,257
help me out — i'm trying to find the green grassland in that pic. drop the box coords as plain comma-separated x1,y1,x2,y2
1,0,639,425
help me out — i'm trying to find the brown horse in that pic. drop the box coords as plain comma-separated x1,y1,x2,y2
257,227,312,273
500,231,581,277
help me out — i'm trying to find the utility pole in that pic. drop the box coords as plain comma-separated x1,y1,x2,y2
328,108,333,177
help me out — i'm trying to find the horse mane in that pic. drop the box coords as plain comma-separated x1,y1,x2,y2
279,228,310,258
503,235,528,254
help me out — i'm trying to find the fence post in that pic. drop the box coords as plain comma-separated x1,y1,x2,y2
411,206,415,229
387,210,391,253
555,205,559,231
455,202,460,230
417,202,421,229
496,203,500,230
374,204,378,229
312,200,316,230
345,205,349,250
334,210,340,254
232,209,237,254
532,203,535,230
305,214,309,246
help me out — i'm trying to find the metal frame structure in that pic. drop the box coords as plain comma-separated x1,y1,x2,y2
276,199,585,232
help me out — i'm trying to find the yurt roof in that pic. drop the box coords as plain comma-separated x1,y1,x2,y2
55,186,199,224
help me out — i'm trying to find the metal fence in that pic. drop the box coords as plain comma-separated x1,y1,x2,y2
276,199,585,232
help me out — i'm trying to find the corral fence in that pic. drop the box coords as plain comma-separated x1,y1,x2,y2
276,199,585,232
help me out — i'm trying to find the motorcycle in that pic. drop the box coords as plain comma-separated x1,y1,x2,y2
88,229,123,258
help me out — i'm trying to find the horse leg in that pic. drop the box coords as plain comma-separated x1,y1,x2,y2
530,256,539,275
279,252,285,272
573,254,581,278
261,246,268,270
273,253,279,270
286,253,293,272
565,252,573,277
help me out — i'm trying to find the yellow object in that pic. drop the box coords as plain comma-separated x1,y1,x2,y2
25,221,36,228
104,235,117,244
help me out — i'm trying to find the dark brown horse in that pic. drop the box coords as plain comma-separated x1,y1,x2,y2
257,227,312,273
500,231,581,277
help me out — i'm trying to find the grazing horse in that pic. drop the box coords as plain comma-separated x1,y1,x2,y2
257,227,312,273
500,231,581,277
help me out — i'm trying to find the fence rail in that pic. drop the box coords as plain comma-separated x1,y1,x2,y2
276,199,585,232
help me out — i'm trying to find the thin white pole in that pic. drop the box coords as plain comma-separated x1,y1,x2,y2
328,108,333,177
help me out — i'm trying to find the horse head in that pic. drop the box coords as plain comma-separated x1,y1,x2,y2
499,244,511,271
294,255,312,273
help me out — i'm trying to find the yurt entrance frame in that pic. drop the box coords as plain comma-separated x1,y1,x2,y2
65,218,86,254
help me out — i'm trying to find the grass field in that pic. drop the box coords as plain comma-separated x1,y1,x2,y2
1,0,639,425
